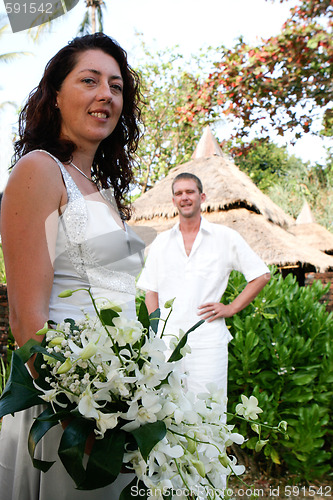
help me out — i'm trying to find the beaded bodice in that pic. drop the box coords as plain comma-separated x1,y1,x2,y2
40,151,144,322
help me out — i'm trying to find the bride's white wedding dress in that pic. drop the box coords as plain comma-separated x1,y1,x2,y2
0,151,144,500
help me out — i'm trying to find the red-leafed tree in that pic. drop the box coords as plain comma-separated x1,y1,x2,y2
177,0,332,150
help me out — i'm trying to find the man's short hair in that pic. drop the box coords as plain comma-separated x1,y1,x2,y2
172,173,203,194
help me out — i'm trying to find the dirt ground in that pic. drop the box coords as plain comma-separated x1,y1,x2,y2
227,471,333,500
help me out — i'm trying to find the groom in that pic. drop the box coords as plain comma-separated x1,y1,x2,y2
137,172,270,399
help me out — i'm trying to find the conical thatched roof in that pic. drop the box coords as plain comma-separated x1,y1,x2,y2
288,202,333,254
131,128,333,272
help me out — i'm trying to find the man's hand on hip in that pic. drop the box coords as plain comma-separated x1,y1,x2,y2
197,302,235,322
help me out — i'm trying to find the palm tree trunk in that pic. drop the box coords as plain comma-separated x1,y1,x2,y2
91,3,96,34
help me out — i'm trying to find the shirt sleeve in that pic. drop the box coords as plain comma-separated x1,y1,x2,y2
137,238,160,292
231,230,270,283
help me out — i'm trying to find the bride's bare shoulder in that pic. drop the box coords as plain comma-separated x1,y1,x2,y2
6,150,65,197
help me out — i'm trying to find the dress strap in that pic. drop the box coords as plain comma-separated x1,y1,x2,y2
33,149,82,202
29,150,88,246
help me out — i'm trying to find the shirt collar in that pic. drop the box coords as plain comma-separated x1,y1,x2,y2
171,216,213,235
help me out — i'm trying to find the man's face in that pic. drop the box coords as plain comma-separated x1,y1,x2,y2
172,179,206,219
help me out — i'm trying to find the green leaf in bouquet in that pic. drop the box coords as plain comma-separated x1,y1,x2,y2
100,307,120,326
149,308,160,334
131,420,166,462
32,341,55,387
58,417,95,488
0,345,44,418
119,477,148,499
80,428,126,490
28,405,57,472
36,409,74,423
16,338,42,363
30,344,67,364
167,319,204,362
63,318,81,334
137,299,150,332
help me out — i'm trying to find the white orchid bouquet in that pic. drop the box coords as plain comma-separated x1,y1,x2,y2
0,288,284,498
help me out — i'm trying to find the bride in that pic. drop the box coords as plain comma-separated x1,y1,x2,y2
0,33,144,500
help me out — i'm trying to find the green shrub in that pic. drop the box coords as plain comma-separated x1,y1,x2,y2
225,268,333,480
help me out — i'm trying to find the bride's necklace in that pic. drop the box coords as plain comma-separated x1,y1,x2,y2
70,161,96,185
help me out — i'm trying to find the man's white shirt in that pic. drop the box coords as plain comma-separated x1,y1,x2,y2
137,217,269,349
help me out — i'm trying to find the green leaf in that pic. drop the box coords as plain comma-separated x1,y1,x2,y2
58,417,94,488
307,39,318,49
291,372,317,386
30,344,66,363
16,338,42,363
119,478,148,499
62,318,80,334
262,312,276,319
232,315,244,332
149,308,160,334
36,409,73,423
100,308,119,326
137,300,150,332
270,447,281,464
79,429,126,490
168,319,204,362
0,349,43,418
131,421,166,462
28,406,57,472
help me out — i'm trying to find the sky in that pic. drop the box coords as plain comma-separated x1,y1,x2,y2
0,0,328,191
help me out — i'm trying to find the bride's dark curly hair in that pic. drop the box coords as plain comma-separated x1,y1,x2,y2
14,33,142,219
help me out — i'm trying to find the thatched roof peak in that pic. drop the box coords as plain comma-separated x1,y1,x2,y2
191,126,224,159
296,201,316,224
288,201,333,254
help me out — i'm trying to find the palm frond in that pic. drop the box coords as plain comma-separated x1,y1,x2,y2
0,52,31,63
78,11,90,35
97,4,104,32
0,101,17,111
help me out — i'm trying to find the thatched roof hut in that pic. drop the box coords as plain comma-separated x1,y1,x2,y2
131,128,333,273
288,202,333,255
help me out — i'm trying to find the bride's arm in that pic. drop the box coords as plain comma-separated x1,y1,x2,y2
1,152,65,376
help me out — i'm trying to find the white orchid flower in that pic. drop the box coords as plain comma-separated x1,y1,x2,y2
121,392,163,431
228,432,245,445
141,335,167,356
68,337,98,361
34,386,67,407
235,395,263,420
78,386,101,419
135,362,170,389
95,410,121,437
155,439,184,460
228,455,246,475
112,314,142,346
